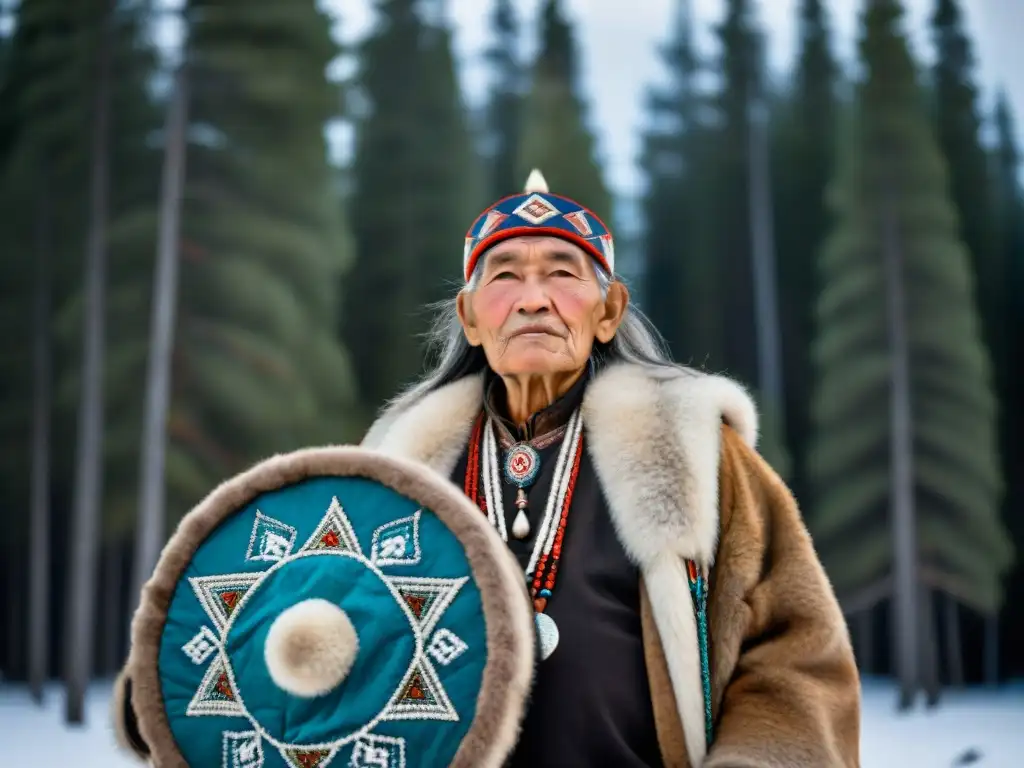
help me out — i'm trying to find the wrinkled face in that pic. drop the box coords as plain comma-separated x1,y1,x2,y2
456,236,627,377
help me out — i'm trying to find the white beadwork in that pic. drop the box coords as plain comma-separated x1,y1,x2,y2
513,193,560,225
223,730,264,768
181,492,472,760
482,409,583,581
350,734,406,768
245,510,297,563
427,628,468,666
370,510,422,567
182,625,220,666
189,572,262,634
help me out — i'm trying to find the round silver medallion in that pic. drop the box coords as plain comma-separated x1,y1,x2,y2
534,612,560,661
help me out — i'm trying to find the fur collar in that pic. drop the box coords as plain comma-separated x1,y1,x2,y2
363,362,757,763
363,363,758,567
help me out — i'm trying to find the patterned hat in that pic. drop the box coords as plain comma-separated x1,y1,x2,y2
463,169,615,281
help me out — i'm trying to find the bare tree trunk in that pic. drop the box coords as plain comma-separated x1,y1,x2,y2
65,0,114,724
28,167,53,704
854,609,875,675
942,593,964,687
131,65,189,612
100,542,124,675
920,587,940,707
882,191,919,711
746,30,785,434
984,614,999,686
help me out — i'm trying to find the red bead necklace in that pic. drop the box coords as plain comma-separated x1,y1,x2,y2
464,411,583,614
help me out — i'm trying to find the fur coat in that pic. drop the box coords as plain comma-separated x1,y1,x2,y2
362,362,861,767
112,362,860,767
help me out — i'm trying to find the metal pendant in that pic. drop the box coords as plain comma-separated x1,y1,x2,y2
535,612,560,661
504,443,540,487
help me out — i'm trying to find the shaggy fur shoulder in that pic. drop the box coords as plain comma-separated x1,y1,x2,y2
362,363,758,568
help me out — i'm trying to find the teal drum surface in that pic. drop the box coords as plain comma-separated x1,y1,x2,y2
158,476,487,768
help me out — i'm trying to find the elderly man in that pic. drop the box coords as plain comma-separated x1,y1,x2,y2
363,170,861,767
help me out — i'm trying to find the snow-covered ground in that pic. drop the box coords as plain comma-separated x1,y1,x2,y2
0,677,1021,766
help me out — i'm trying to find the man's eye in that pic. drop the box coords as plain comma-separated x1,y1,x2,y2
493,271,516,280
550,270,574,278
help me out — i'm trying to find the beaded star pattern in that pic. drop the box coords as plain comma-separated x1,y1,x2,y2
179,497,469,768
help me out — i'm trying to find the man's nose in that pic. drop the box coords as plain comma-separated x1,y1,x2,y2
514,278,551,314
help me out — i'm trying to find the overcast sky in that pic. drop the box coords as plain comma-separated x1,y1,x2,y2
327,0,1024,196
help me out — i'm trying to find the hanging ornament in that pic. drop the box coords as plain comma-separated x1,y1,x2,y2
504,443,540,539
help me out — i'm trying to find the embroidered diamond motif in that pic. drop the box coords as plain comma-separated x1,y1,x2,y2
301,496,363,556
390,575,468,637
513,193,560,225
182,625,219,666
370,510,422,567
427,628,468,666
349,734,406,768
245,510,297,563
477,210,508,237
280,747,336,768
187,654,244,717
563,210,593,235
223,730,264,768
189,572,262,634
383,657,458,722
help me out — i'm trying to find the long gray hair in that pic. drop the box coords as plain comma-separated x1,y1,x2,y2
386,263,694,415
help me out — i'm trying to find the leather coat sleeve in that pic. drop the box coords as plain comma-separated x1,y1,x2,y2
703,426,861,768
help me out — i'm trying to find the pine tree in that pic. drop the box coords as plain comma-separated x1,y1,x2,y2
518,0,611,222
707,0,760,387
484,0,523,200
992,91,1024,674
85,0,359,531
930,0,1005,412
771,0,839,502
640,0,715,361
411,15,481,309
344,0,478,414
808,0,1011,700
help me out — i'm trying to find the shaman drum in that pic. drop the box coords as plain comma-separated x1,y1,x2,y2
124,447,536,768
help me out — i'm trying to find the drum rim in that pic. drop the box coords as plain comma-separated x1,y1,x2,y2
126,446,536,768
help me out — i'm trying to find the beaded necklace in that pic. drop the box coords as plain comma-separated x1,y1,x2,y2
464,410,584,659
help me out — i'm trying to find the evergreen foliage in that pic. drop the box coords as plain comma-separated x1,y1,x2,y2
518,0,611,222
771,0,839,501
344,0,478,415
484,0,524,200
807,0,1011,613
640,1,715,362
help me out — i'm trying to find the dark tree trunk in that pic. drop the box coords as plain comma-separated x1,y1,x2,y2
131,65,189,611
920,588,940,707
854,608,875,675
882,189,919,711
942,593,964,687
65,0,114,724
28,165,53,704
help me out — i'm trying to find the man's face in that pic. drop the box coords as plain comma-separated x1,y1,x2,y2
456,236,627,377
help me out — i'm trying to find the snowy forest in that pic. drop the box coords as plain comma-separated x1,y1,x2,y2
0,0,1021,740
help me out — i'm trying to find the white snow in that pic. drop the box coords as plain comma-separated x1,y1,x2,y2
0,676,1021,766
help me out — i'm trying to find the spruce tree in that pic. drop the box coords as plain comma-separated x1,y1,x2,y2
640,0,716,362
484,0,523,200
930,0,1005,414
518,0,611,222
808,0,1011,695
992,92,1024,671
91,0,359,528
344,0,478,414
411,16,481,309
707,0,760,387
771,0,839,502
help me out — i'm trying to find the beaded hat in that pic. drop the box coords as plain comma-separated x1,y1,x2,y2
123,447,535,768
463,169,615,281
